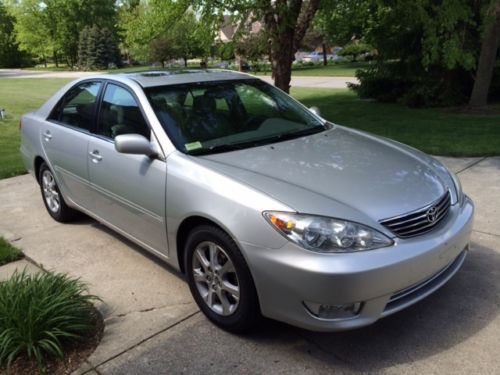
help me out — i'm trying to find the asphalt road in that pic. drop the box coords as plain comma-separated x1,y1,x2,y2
0,69,357,88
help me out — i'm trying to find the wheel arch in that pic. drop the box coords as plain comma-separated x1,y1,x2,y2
34,156,46,184
176,215,241,274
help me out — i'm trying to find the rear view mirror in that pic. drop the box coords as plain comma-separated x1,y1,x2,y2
114,134,157,158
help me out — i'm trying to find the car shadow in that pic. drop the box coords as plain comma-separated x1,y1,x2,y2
78,215,187,282
242,240,499,371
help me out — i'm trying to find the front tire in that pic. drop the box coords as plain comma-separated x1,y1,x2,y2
185,225,260,333
39,162,78,222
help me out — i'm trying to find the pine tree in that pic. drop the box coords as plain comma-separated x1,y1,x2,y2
86,26,100,69
77,26,90,69
101,28,120,68
96,27,108,68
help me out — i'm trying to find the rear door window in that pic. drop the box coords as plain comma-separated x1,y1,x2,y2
49,81,102,131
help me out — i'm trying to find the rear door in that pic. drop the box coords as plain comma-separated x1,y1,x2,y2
87,82,168,254
42,80,102,210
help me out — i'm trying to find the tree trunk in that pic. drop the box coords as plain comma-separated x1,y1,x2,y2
53,51,59,68
262,0,321,93
322,42,327,66
469,4,500,107
184,57,188,67
273,53,294,93
270,29,295,93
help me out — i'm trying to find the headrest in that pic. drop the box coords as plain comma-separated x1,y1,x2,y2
193,94,216,113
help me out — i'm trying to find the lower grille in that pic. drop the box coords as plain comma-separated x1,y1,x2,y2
382,250,467,317
380,191,451,238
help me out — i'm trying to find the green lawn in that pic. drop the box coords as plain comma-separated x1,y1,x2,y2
0,78,498,180
0,237,22,266
256,61,371,77
122,61,367,77
0,78,71,179
293,88,500,156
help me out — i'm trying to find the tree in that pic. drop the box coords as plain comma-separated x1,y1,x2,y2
77,26,90,68
6,0,54,66
235,30,268,65
171,11,205,67
259,0,322,92
316,0,374,45
77,26,120,70
323,0,500,107
193,0,320,93
469,1,500,107
121,0,319,90
0,2,26,68
9,0,118,67
150,35,178,67
338,41,371,62
119,0,191,62
215,41,235,61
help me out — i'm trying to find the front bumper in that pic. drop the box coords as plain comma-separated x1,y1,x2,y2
243,196,474,331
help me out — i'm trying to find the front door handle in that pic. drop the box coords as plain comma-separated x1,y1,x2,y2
43,131,52,141
89,150,103,163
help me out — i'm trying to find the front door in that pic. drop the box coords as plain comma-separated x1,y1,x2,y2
88,83,168,254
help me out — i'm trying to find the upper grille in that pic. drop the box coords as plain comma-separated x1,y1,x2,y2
380,191,451,238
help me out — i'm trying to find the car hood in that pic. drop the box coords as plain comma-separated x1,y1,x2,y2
196,126,449,221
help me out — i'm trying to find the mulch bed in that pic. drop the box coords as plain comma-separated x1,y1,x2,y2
0,306,104,375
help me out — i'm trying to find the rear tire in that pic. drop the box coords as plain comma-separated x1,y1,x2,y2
185,225,260,333
39,162,78,222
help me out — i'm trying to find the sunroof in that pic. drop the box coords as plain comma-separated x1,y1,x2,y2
140,72,170,77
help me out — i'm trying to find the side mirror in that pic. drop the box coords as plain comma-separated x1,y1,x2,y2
309,106,321,117
114,134,157,158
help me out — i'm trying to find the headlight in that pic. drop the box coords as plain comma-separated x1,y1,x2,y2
263,211,393,253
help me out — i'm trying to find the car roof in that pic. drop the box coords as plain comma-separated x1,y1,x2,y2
116,69,255,88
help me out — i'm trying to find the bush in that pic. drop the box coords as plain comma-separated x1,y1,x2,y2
352,62,472,107
0,270,99,370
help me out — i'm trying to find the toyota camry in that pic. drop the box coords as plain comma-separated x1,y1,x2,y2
20,70,474,332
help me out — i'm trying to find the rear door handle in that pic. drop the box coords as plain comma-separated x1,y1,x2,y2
89,150,103,163
43,131,52,141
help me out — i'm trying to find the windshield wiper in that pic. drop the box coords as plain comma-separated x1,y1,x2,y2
188,125,326,156
248,125,326,147
187,143,249,155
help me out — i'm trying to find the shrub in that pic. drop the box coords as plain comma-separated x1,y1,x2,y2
0,270,99,370
352,62,471,107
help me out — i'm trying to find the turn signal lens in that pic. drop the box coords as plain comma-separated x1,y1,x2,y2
270,214,295,232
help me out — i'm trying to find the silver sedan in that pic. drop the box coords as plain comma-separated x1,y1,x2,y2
20,70,474,332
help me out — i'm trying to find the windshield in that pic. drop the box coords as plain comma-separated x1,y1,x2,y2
145,79,326,155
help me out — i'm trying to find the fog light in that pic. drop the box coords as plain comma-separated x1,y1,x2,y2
304,301,362,320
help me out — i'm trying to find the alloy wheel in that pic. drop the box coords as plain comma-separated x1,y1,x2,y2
41,169,60,213
191,241,240,316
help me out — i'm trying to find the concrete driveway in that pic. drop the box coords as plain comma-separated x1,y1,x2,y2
0,156,499,374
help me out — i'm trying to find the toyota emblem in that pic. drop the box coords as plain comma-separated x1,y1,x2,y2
426,206,438,223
